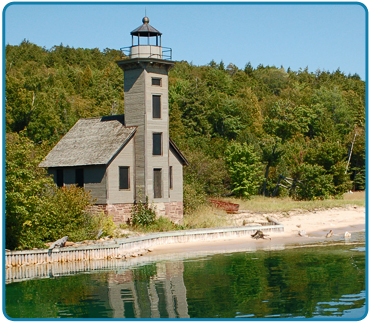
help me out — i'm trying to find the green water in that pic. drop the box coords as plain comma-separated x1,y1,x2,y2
5,236,367,319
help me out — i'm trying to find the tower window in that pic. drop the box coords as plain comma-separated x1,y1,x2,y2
76,168,84,188
56,169,64,188
153,133,162,155
169,166,173,190
152,95,161,119
154,168,162,198
152,78,162,86
119,166,130,190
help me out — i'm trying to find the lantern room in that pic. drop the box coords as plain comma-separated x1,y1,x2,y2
121,17,172,60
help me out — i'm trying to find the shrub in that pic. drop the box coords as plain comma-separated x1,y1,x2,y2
41,185,97,242
90,211,117,238
136,216,184,233
183,180,207,214
5,133,97,249
131,196,157,227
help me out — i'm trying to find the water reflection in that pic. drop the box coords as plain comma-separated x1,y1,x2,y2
5,236,366,319
107,261,189,318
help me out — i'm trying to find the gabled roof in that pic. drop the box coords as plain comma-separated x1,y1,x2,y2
39,115,136,168
169,138,189,166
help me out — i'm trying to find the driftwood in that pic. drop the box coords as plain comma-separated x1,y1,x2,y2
49,236,69,250
251,230,270,240
96,229,103,240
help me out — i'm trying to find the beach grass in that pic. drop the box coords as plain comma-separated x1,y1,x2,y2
221,191,365,213
129,191,365,232
183,205,229,229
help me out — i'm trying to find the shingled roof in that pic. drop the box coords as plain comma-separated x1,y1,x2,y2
39,115,137,168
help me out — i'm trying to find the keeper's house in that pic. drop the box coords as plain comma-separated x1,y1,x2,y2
39,17,188,224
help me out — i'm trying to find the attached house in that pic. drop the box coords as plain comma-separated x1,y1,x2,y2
39,17,188,224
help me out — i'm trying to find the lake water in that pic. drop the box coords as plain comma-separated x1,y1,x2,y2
5,232,367,319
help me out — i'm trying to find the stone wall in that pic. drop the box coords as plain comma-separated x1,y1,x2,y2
90,201,184,225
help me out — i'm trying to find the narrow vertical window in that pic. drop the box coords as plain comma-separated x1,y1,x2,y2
169,166,173,190
56,169,64,188
153,132,162,155
119,167,130,190
154,168,162,198
152,95,161,119
152,78,162,86
76,168,84,188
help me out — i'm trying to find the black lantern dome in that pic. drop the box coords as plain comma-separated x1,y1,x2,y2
130,17,162,47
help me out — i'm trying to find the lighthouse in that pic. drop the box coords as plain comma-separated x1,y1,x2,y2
116,17,187,218
40,17,187,224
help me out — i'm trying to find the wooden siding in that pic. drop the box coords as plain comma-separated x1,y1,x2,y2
124,68,145,127
106,136,135,204
63,168,76,185
123,68,146,199
123,63,171,203
48,166,107,204
169,145,184,202
145,67,170,203
84,166,107,204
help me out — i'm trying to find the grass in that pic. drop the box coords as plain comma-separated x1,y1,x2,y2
183,204,229,229
221,191,365,213
127,216,186,233
124,191,365,233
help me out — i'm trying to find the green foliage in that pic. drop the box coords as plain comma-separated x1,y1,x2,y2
90,212,117,238
5,41,124,145
5,132,97,249
134,216,185,233
41,185,97,242
131,197,157,227
5,42,366,218
183,180,207,214
291,164,335,200
225,142,264,198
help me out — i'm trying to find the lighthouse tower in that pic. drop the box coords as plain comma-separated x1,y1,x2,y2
40,16,187,224
117,17,175,205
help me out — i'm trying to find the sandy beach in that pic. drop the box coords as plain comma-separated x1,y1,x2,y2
147,205,366,257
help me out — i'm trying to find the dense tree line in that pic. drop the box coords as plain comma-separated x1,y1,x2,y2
5,42,366,242
169,61,365,204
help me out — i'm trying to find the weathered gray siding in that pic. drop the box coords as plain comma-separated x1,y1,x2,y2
106,136,135,204
48,166,107,204
47,168,58,185
124,68,145,128
144,66,170,203
124,67,146,202
123,67,146,199
169,146,184,202
122,63,172,203
63,168,76,186
84,166,107,204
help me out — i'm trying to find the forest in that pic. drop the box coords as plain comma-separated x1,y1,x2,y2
5,41,366,249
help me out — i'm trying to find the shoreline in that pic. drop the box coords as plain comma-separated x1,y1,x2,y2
5,205,365,268
5,206,365,283
147,206,366,257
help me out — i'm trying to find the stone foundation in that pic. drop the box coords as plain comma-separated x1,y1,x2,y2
90,201,184,225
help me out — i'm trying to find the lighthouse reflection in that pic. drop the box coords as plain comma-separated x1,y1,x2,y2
107,261,189,318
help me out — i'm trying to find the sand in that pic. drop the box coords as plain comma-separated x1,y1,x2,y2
147,205,366,257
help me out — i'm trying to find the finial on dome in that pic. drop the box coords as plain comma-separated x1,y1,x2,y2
143,16,149,24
